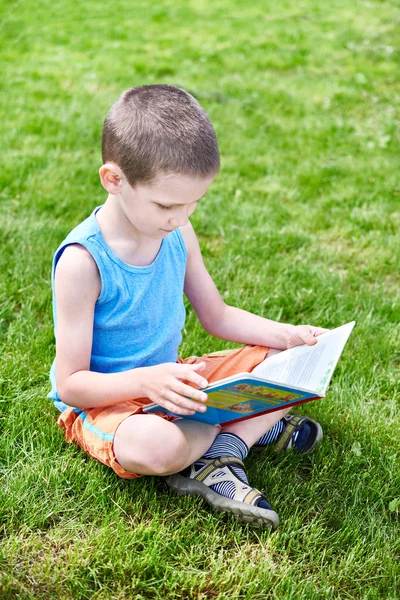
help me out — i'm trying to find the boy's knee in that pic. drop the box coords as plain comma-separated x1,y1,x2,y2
150,430,190,475
114,415,190,476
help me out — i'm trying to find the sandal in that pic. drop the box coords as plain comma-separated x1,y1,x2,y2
252,415,323,454
165,456,279,529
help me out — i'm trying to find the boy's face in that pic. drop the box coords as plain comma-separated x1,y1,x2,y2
118,173,214,239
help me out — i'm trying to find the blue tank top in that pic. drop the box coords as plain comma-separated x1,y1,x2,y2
48,206,187,412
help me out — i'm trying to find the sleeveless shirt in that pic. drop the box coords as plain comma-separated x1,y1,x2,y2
48,206,187,412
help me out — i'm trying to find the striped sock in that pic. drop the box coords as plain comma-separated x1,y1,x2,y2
256,419,311,451
197,432,271,510
256,420,285,446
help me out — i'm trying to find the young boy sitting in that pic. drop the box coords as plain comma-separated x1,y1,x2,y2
48,84,326,529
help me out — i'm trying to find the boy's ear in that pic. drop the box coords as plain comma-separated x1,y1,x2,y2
99,163,124,194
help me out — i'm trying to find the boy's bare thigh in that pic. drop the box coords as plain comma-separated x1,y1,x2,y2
113,414,218,476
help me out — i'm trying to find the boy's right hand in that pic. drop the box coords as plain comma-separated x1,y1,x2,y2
139,362,209,416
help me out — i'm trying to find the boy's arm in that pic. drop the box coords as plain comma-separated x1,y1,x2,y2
54,245,208,413
54,244,144,407
181,223,327,350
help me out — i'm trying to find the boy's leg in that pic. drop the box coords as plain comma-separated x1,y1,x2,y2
113,414,219,476
165,428,280,529
165,346,284,528
166,345,321,528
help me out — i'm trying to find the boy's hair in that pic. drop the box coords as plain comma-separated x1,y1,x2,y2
102,84,220,186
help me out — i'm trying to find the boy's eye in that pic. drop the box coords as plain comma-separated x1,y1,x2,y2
157,204,173,211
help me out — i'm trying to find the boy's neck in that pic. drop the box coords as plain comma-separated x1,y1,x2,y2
95,196,162,267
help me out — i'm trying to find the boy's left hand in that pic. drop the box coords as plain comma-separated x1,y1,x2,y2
286,325,329,349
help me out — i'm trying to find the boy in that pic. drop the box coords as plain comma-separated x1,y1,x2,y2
49,85,326,529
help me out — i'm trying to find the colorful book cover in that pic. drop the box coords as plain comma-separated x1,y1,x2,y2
145,379,318,426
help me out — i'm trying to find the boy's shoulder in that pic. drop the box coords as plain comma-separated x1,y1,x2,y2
180,221,199,253
53,208,102,293
54,243,101,305
56,243,100,284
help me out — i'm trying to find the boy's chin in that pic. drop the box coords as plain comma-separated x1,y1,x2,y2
146,229,172,239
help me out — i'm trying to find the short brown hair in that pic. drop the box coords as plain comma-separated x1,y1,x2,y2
102,85,220,186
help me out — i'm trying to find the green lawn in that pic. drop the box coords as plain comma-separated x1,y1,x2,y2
1,0,399,598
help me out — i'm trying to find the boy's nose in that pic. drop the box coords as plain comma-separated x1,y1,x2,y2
170,213,188,228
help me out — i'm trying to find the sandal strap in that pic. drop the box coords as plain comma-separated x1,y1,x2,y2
193,456,245,482
242,488,264,506
192,456,264,506
274,415,308,452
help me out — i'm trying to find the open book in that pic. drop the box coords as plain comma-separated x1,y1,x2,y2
144,321,355,426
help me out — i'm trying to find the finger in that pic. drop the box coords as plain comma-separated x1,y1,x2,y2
176,364,209,388
162,400,196,416
166,391,207,413
304,328,329,343
186,361,208,381
304,334,318,345
314,327,329,336
175,382,208,403
189,361,207,371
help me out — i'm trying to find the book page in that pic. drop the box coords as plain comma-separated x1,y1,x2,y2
251,322,355,394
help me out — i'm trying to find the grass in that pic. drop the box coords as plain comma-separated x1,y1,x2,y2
1,0,399,597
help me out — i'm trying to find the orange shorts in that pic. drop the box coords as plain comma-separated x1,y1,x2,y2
57,344,269,479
